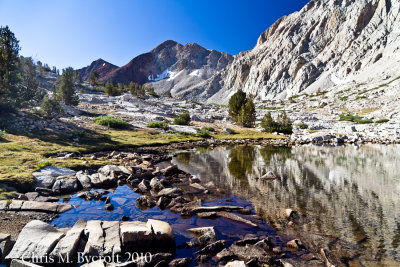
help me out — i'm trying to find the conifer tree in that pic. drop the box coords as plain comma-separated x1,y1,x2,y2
58,67,79,106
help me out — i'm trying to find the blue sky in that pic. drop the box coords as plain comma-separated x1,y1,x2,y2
0,0,309,69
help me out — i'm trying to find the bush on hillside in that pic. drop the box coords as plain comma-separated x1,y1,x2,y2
228,89,256,127
261,111,293,134
174,110,191,125
39,96,64,118
93,116,130,129
197,128,212,139
147,120,169,129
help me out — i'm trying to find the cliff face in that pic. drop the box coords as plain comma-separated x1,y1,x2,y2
188,0,400,103
100,40,233,96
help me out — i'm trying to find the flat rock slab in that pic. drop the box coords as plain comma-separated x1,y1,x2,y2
10,259,42,267
84,220,104,256
50,219,86,260
0,200,73,214
6,219,175,262
103,221,121,256
6,220,65,260
37,166,76,177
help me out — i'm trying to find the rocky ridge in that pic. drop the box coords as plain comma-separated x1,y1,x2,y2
89,40,233,97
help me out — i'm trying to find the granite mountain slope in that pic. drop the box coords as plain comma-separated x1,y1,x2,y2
186,0,400,103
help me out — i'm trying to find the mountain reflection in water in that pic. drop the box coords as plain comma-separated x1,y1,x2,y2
173,144,400,259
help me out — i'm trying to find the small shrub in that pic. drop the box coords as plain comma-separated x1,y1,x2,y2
105,81,121,96
0,129,5,139
295,122,308,129
40,96,64,118
147,88,159,98
197,129,212,138
36,161,52,169
339,96,349,101
166,130,174,134
147,120,168,129
93,116,130,129
203,126,216,132
376,118,389,124
174,110,191,125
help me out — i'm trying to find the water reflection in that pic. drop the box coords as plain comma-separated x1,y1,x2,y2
173,144,400,259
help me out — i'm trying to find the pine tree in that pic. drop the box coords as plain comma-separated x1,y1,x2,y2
89,70,99,86
0,26,21,110
75,71,83,85
58,67,79,106
260,112,276,133
239,96,256,127
228,89,247,123
20,57,45,106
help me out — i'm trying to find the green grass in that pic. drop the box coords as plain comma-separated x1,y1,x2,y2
213,129,285,140
36,161,52,168
339,113,373,124
257,106,282,110
375,118,389,124
147,121,168,129
0,188,16,200
339,96,348,101
93,116,130,129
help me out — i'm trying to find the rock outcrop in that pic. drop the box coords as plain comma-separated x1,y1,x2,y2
188,0,400,103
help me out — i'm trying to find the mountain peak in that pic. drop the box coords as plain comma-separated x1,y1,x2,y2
77,58,118,81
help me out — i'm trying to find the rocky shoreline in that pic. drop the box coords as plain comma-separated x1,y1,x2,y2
0,140,382,266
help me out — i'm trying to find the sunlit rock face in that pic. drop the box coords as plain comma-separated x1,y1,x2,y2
189,0,400,103
173,144,400,259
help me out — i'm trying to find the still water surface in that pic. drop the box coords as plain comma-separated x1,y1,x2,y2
173,144,400,260
52,144,400,261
